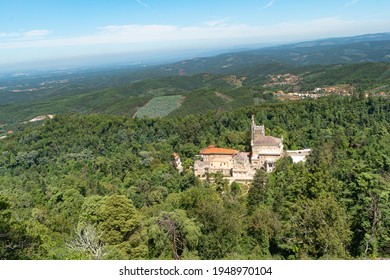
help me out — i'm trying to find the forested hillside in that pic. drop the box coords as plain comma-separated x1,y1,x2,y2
1,62,389,131
163,34,390,75
2,32,390,130
1,96,389,259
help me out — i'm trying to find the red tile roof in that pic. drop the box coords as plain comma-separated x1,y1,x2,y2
200,145,239,155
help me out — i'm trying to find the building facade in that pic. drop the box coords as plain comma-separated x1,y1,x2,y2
250,114,284,172
194,146,239,177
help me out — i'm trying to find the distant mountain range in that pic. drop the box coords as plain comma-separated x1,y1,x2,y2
159,32,390,76
0,32,389,130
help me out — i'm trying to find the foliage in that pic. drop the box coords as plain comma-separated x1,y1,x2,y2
147,209,201,260
0,195,43,259
2,61,389,131
0,95,390,259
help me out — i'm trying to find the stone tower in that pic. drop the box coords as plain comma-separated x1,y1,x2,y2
251,113,265,150
250,114,283,172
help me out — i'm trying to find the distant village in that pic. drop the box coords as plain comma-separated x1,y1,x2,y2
264,73,388,101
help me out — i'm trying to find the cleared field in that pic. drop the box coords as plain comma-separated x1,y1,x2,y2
134,95,184,118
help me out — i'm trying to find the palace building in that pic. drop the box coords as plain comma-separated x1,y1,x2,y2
192,114,310,180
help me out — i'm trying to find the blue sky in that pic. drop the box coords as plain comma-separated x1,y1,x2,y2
1,0,389,68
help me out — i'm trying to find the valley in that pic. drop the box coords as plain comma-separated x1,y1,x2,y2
1,60,389,134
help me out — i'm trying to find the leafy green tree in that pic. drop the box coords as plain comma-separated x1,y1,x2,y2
0,195,42,259
47,188,84,234
347,172,390,258
147,209,201,259
247,204,281,258
97,194,141,245
127,178,168,208
247,169,269,214
180,184,246,259
281,195,351,259
78,194,147,259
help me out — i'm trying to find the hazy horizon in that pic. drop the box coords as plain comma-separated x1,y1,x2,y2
0,42,274,73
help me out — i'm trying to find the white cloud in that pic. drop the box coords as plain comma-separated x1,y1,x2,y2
135,0,150,9
0,32,20,39
262,0,277,9
204,17,231,27
0,29,51,40
23,29,52,38
100,25,177,36
1,17,390,64
343,0,360,8
1,18,389,51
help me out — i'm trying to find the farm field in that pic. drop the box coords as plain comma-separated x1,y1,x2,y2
134,95,184,118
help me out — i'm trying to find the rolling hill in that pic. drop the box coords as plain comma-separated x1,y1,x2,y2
161,33,390,76
0,32,389,131
1,61,389,134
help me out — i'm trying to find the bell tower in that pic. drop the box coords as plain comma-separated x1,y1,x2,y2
251,114,265,147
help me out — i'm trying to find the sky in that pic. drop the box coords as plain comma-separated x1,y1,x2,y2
1,0,389,69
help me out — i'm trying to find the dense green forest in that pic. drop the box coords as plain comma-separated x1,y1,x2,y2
1,62,389,131
0,95,389,260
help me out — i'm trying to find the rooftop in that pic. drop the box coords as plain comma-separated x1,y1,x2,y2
200,145,239,155
253,135,282,146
